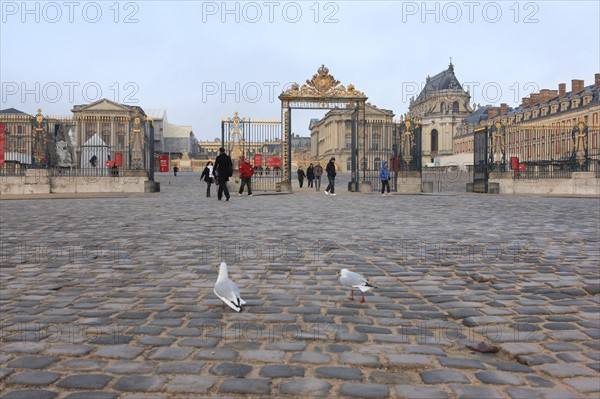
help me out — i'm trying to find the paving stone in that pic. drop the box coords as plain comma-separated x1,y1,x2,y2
339,383,390,398
500,343,540,358
368,371,413,385
218,378,271,395
0,390,58,399
539,363,596,377
291,352,331,364
57,374,113,389
315,366,363,381
280,378,332,397
517,354,557,365
525,375,555,388
387,354,433,369
104,361,154,374
63,393,118,399
463,316,510,327
265,341,306,351
156,361,203,374
395,385,449,398
339,353,380,366
194,348,238,361
487,361,533,373
505,387,578,399
420,370,470,384
450,385,503,399
564,377,600,393
7,371,61,386
165,375,216,393
8,356,60,369
94,345,144,359
240,349,284,362
474,371,523,385
438,357,486,369
259,365,305,378
146,347,191,360
209,362,252,377
114,375,166,392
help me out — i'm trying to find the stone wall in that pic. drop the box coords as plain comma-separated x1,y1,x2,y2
1,170,152,195
490,172,599,196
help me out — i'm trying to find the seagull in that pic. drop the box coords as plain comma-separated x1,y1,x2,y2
339,268,378,303
214,262,246,312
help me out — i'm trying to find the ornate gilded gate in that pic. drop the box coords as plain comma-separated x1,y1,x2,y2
279,65,367,191
221,113,283,191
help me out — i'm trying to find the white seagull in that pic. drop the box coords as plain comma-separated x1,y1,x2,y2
339,268,378,302
214,262,246,312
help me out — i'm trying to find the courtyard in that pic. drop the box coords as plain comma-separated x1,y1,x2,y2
0,173,599,398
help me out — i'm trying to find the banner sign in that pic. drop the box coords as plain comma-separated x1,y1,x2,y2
159,155,169,172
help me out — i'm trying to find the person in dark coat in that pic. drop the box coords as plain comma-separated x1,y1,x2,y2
306,163,315,188
214,147,232,201
200,161,214,197
325,157,336,196
297,167,306,188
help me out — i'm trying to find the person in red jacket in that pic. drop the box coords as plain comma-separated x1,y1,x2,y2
238,158,254,197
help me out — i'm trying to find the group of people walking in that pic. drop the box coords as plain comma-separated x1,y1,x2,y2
297,157,337,195
200,151,390,198
200,147,255,201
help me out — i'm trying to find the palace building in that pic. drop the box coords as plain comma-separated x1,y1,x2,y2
309,103,394,172
408,62,473,166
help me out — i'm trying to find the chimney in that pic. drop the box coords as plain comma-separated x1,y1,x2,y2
521,97,530,108
530,93,542,105
487,107,499,118
595,73,600,87
571,79,584,93
559,83,566,98
540,89,555,103
500,103,507,115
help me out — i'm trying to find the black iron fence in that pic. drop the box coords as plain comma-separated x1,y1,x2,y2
221,114,283,192
473,121,599,182
1,111,154,179
361,119,422,191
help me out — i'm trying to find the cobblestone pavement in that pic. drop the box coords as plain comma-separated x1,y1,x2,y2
1,172,599,399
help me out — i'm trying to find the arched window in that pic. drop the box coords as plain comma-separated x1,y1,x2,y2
431,129,439,152
453,101,459,113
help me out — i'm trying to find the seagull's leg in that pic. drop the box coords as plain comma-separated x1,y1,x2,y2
360,292,365,303
348,289,354,301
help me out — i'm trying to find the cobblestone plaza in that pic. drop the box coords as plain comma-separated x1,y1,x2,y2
1,173,599,398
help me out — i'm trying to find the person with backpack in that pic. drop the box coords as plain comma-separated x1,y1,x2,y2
238,158,254,197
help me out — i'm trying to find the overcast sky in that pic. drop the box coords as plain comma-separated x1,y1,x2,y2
1,1,599,141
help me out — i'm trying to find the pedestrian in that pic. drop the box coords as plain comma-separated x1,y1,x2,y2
200,161,214,197
214,147,232,201
173,165,178,176
238,157,254,197
325,157,337,196
297,166,306,188
380,160,391,196
306,163,315,188
314,162,323,191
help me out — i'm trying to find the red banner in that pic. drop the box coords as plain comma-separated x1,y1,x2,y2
158,155,169,172
254,154,262,167
0,123,4,167
115,153,123,167
266,157,281,167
